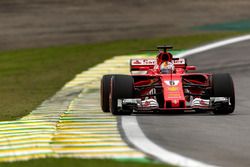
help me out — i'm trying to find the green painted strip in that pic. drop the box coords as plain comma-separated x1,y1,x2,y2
114,157,156,164
196,19,250,31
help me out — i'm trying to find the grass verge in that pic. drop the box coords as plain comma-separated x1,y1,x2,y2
0,31,244,121
0,158,173,167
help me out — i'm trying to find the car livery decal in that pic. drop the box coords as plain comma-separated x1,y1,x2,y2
164,80,180,86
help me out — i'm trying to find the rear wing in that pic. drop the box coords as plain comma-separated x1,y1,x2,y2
130,58,156,71
130,58,187,73
173,58,187,68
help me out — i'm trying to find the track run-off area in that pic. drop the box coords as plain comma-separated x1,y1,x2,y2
1,34,250,167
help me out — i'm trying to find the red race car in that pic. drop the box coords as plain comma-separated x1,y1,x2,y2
101,46,235,115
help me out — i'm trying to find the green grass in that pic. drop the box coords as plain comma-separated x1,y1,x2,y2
0,31,244,121
0,158,173,167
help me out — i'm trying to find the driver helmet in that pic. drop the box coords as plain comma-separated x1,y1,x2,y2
157,52,173,65
160,61,175,74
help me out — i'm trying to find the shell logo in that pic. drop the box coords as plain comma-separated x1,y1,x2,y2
168,86,178,91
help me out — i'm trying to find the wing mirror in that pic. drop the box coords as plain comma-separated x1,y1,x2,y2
186,66,196,71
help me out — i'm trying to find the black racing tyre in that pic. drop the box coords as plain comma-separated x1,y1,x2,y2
211,73,235,115
100,75,114,113
110,75,134,115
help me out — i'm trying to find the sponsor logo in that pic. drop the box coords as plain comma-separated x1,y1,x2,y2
143,59,156,65
172,58,185,65
131,59,156,66
165,80,180,86
132,60,142,65
168,86,178,91
168,94,181,98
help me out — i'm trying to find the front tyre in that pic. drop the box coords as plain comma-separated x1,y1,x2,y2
100,75,115,113
211,73,235,115
110,75,134,115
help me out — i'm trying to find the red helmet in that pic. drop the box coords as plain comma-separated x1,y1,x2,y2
157,52,173,65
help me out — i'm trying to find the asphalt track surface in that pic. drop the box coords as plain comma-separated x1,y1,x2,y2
1,0,250,50
136,39,250,167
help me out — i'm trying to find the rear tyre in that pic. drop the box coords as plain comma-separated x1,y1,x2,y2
100,75,114,113
211,73,235,115
110,75,134,115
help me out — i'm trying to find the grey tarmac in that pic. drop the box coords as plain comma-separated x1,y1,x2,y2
1,0,250,50
136,39,250,167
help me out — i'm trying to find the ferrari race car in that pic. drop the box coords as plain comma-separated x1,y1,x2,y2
100,46,235,115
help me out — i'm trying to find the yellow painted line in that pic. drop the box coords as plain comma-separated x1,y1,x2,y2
55,129,119,132
0,54,147,162
0,135,52,141
54,121,117,124
0,148,53,156
0,130,55,134
0,145,51,150
0,140,51,145
0,132,54,138
52,134,121,138
0,126,55,131
52,143,127,147
52,147,135,152
53,138,123,142
56,125,117,129
0,155,49,162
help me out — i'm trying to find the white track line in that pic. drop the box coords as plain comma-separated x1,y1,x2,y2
122,116,217,167
121,34,250,167
177,34,250,58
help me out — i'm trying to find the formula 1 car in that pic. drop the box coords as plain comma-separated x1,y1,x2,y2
100,46,235,115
